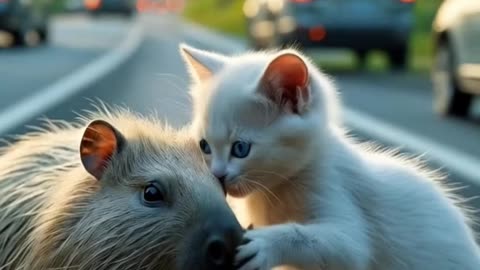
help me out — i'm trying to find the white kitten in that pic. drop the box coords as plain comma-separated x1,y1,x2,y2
180,43,480,270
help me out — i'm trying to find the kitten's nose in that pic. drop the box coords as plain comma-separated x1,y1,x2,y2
216,175,226,183
213,171,227,194
212,170,227,182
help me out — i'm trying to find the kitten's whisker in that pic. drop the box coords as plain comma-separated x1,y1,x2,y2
239,175,281,205
154,76,187,96
250,183,276,206
245,169,292,183
152,74,192,113
244,169,306,194
251,181,281,205
246,181,274,206
154,96,190,114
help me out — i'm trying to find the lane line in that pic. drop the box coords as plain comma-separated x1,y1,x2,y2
0,20,144,135
343,109,480,185
183,22,480,185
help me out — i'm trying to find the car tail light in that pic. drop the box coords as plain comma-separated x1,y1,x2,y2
290,0,313,3
399,0,415,3
309,26,326,42
84,0,101,10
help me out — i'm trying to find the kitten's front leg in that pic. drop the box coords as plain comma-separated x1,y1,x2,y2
235,222,371,270
235,225,289,270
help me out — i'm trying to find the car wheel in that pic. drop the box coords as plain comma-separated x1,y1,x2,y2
387,45,408,71
432,41,473,117
38,27,49,43
121,8,132,17
12,29,27,46
13,28,40,47
89,11,100,17
355,50,368,69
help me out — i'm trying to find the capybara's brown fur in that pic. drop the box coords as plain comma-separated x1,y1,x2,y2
0,105,242,270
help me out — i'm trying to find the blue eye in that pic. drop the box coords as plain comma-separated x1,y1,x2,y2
231,141,251,158
199,139,211,154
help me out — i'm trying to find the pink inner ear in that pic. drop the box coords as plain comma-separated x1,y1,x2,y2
261,53,309,113
80,122,118,179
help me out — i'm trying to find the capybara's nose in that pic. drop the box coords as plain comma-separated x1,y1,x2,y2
206,236,228,266
204,219,243,269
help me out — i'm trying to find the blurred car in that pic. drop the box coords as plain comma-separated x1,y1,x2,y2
431,0,480,118
84,0,136,16
65,0,86,13
0,0,51,46
136,0,183,14
243,0,415,70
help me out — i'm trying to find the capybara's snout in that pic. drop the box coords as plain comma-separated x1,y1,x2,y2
202,216,243,269
179,205,243,270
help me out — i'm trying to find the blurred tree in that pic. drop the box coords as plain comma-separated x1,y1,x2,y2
48,0,68,13
217,0,233,9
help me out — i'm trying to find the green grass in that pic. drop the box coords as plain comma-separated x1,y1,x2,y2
183,0,443,72
183,0,246,37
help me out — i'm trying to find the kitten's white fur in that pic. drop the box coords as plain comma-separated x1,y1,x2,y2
180,43,480,270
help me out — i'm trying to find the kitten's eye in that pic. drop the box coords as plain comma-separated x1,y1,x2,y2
142,182,165,207
231,141,251,158
199,139,211,154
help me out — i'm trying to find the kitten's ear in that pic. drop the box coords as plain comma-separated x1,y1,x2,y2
80,120,125,180
179,43,227,81
259,52,310,114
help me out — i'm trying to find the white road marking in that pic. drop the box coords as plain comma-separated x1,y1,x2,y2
183,22,480,185
0,20,144,135
344,109,480,185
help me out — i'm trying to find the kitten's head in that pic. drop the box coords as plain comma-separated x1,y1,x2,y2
180,44,339,197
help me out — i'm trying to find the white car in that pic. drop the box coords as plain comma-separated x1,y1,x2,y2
432,0,480,117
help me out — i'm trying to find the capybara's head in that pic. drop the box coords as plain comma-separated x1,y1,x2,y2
29,117,243,270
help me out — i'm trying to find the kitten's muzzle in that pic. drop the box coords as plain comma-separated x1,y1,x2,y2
214,174,227,195
214,173,227,183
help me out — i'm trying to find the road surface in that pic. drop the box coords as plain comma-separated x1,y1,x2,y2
0,13,479,230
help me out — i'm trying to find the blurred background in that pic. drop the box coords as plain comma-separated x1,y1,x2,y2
0,0,479,229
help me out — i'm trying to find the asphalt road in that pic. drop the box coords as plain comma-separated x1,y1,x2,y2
1,13,479,228
336,72,480,158
0,15,132,110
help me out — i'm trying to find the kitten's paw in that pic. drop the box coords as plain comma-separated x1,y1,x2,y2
235,230,274,270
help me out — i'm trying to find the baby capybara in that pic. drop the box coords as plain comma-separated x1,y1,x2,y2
0,106,242,270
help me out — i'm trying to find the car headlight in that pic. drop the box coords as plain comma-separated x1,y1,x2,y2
267,0,284,14
243,0,259,18
251,20,275,39
277,16,296,34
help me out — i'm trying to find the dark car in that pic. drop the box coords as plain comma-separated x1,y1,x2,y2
85,0,136,16
243,0,415,70
431,0,480,118
0,0,51,46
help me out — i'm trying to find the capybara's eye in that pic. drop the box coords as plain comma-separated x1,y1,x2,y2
142,183,165,206
199,139,211,154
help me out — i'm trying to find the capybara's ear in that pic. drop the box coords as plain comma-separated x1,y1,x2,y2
80,120,124,180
